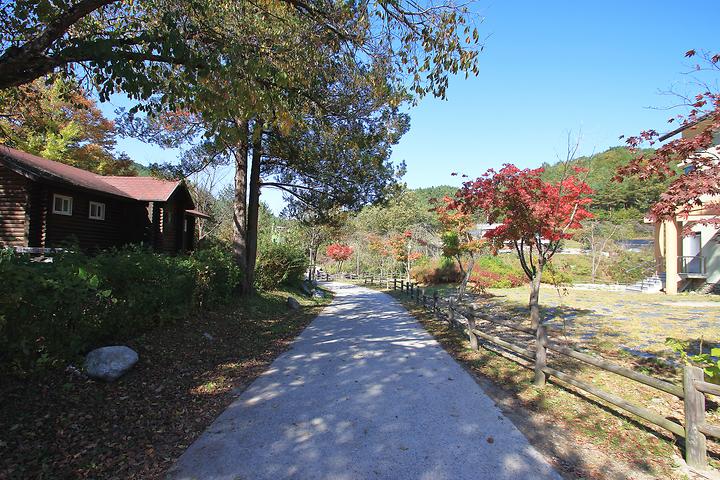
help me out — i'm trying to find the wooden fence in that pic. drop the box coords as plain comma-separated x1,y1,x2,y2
350,274,720,471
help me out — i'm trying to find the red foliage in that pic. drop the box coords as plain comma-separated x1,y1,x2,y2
388,232,412,263
619,50,720,225
446,164,592,281
452,165,592,248
468,268,526,293
326,243,353,262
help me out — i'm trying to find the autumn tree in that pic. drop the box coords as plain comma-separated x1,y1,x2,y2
434,196,486,299
1,0,481,101
452,165,593,329
0,76,136,175
326,243,353,273
387,230,422,280
5,0,482,296
619,49,720,225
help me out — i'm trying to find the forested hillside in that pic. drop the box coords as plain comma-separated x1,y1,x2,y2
540,147,672,217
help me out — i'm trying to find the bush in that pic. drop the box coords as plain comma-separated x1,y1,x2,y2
468,256,527,291
411,256,463,284
0,245,242,372
255,241,308,291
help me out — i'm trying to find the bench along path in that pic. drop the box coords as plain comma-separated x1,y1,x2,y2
167,283,561,480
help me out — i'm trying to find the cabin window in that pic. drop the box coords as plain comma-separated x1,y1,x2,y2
52,194,73,216
89,201,106,220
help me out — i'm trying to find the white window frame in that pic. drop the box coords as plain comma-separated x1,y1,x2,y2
52,194,73,216
89,201,106,220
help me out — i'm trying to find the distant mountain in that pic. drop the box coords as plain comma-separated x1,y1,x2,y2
412,185,458,208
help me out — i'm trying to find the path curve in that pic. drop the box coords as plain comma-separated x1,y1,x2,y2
167,283,561,480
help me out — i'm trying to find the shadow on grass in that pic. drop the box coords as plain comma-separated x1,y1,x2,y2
382,288,699,479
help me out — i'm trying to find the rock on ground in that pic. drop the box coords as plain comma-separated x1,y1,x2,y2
287,296,301,310
84,346,139,382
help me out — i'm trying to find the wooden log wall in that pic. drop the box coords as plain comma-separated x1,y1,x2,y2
0,164,28,247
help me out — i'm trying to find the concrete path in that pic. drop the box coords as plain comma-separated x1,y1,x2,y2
167,283,561,480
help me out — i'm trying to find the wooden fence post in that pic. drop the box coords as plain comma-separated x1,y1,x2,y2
422,290,427,308
534,323,548,387
448,298,455,326
683,365,708,469
393,278,397,290
433,291,438,313
370,276,373,285
399,279,404,292
467,310,478,350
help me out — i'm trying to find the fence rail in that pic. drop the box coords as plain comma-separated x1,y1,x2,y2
350,274,719,472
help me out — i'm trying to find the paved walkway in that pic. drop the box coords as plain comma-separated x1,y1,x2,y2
167,283,561,480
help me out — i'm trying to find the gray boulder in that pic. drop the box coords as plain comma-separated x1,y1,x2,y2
85,346,139,382
313,290,326,299
287,296,301,310
300,281,315,296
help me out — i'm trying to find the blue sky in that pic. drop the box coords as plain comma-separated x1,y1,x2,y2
100,0,719,213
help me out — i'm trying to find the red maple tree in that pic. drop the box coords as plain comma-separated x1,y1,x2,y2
619,49,720,226
450,164,593,330
326,243,353,273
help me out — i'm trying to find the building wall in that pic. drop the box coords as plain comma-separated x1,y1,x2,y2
684,218,720,285
0,163,28,247
44,186,149,251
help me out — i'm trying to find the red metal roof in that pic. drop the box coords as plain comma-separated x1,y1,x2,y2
102,176,180,202
0,145,181,202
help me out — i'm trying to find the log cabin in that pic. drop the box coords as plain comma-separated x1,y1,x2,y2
0,146,209,253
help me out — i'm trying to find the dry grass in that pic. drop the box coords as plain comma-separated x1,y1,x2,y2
0,287,330,479
379,284,720,479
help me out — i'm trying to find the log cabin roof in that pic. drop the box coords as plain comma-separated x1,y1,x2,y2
102,176,181,202
0,145,182,202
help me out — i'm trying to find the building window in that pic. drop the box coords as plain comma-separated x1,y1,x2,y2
52,194,73,216
89,201,106,220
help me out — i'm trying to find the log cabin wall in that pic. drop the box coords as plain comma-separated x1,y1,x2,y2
0,163,29,247
27,182,47,247
43,186,149,251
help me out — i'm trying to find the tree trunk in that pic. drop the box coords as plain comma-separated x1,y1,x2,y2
232,119,250,293
529,266,543,329
457,255,475,301
245,125,262,294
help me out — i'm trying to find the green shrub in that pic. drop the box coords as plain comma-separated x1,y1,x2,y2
543,261,573,285
0,244,242,373
255,241,308,291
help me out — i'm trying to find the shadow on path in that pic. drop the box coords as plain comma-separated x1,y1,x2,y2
167,283,561,480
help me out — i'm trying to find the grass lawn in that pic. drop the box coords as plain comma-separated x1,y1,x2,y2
0,287,330,479
479,285,720,362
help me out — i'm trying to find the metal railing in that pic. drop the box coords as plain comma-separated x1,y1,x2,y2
679,256,707,277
